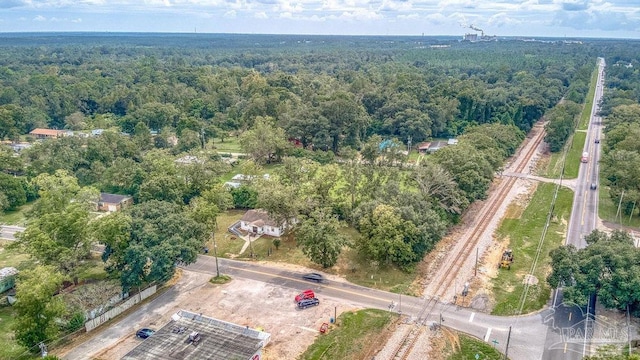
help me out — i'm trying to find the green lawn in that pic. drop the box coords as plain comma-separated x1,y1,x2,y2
447,334,505,360
211,137,242,152
298,309,397,360
204,210,247,257
0,307,29,360
0,202,32,226
490,183,573,316
542,131,586,179
0,244,34,270
578,67,600,131
598,186,640,228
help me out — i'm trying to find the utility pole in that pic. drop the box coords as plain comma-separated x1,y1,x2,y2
213,232,220,277
616,190,625,223
475,247,479,277
628,304,631,356
504,326,512,360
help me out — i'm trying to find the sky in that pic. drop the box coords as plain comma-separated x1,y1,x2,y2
0,0,639,38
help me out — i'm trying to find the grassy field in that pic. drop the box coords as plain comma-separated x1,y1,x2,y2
298,309,398,360
578,67,600,131
0,202,32,226
490,182,573,316
0,307,30,360
542,131,586,179
211,137,242,152
599,186,640,229
447,334,505,360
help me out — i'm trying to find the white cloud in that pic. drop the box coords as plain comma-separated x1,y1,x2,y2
71,17,82,22
254,11,268,18
397,12,420,19
487,12,521,27
33,15,46,21
337,8,383,20
224,9,237,17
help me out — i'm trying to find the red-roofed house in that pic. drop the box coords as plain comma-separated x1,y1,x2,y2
29,128,66,139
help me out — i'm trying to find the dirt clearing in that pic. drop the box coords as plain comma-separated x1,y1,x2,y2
59,269,358,360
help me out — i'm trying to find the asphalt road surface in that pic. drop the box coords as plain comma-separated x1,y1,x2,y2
0,225,24,241
542,57,607,360
187,256,550,360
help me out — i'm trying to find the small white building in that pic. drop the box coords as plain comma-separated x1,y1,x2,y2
239,209,287,237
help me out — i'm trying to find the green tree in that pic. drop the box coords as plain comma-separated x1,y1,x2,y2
357,204,419,269
99,200,207,292
256,179,301,231
239,116,290,164
296,207,348,268
0,173,27,211
231,185,258,209
13,266,65,350
547,230,640,314
14,171,98,282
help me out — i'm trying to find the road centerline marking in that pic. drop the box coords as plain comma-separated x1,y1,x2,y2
484,327,492,342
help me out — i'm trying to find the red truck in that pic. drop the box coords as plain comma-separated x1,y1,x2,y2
295,289,315,302
581,152,589,163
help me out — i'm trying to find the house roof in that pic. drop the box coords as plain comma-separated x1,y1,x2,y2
29,128,65,136
122,310,270,360
240,209,278,227
416,142,431,150
100,193,132,204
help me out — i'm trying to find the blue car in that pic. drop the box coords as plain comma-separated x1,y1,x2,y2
136,328,155,339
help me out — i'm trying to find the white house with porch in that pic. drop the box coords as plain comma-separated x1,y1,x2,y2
239,209,288,237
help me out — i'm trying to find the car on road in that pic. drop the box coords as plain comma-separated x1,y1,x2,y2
297,298,320,309
590,183,597,190
295,289,315,302
302,273,324,283
136,328,155,339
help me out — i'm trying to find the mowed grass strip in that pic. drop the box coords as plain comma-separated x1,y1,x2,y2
447,334,505,360
598,186,640,228
578,66,600,131
299,309,398,360
491,182,573,316
543,130,586,179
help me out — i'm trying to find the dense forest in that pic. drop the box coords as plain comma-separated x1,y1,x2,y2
598,46,640,220
2,33,639,354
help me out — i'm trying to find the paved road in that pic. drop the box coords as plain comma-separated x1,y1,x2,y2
187,256,549,360
542,57,607,360
0,225,25,241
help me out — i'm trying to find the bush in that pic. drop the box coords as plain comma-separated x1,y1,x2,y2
63,311,86,332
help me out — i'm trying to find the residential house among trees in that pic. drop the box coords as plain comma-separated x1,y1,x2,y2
239,209,287,237
29,128,67,139
98,193,133,212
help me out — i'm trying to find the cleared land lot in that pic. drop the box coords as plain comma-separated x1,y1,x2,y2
58,269,358,360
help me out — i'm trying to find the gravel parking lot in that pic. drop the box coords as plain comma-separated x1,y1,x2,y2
63,269,355,360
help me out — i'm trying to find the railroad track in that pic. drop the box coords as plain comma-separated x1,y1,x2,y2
385,123,546,360
431,122,545,301
390,296,439,359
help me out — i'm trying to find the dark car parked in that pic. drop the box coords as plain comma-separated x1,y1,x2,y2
297,298,320,309
136,328,155,339
302,273,324,283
